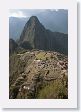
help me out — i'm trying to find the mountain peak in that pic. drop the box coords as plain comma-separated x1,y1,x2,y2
27,16,40,26
19,16,46,47
29,16,39,21
19,16,68,54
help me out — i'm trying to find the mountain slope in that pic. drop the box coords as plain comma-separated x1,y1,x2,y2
9,39,18,54
18,16,68,55
9,50,68,99
19,16,48,50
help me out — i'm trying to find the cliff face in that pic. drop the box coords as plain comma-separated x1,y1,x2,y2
19,16,48,50
19,16,68,55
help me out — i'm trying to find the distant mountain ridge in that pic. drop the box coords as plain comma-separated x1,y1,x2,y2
9,17,28,40
18,16,68,55
9,39,18,54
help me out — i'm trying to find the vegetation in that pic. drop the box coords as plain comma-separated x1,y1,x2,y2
37,79,68,99
9,50,68,99
9,53,26,86
36,52,46,60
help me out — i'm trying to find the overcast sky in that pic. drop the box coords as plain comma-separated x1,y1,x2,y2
9,9,64,18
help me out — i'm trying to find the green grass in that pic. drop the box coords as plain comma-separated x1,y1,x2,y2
36,52,46,60
37,79,68,99
9,53,26,86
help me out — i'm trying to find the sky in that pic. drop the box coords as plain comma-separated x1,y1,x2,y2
9,9,60,18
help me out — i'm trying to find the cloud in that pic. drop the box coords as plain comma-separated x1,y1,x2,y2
9,10,27,18
50,9,59,11
9,9,67,18
9,9,48,18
